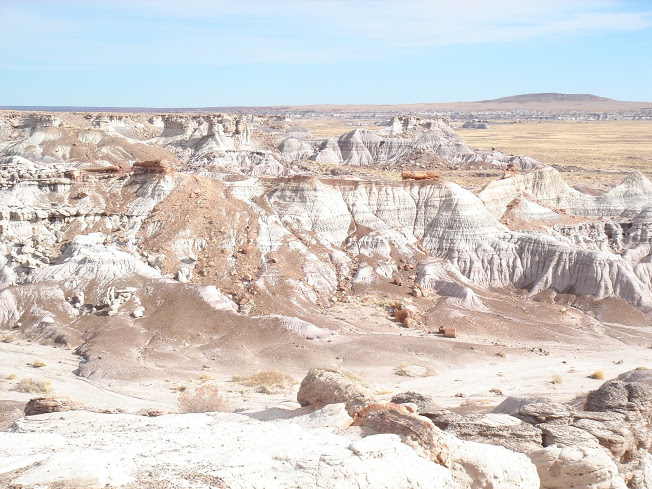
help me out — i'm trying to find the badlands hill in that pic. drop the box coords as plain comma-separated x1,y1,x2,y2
1,109,652,488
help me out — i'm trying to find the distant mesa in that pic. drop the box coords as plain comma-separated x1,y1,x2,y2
481,93,615,104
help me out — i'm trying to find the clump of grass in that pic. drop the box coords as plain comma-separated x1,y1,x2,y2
489,387,503,395
14,378,51,394
2,334,14,343
8,373,17,380
178,385,229,413
394,363,409,376
635,366,649,370
460,398,492,407
169,384,187,392
495,352,506,358
342,370,361,381
31,360,46,368
551,374,562,384
394,363,435,378
232,370,295,394
199,373,213,383
589,370,606,380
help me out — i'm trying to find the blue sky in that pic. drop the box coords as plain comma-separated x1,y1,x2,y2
1,0,651,106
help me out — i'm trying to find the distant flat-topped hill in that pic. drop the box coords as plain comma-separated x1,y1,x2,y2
482,93,615,104
268,93,649,114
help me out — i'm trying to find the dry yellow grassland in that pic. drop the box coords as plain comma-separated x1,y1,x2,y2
458,120,652,187
295,118,652,192
299,119,379,138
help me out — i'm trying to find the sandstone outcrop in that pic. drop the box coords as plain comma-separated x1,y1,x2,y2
297,369,540,488
582,380,652,487
530,445,627,489
429,411,543,454
391,376,652,489
489,378,652,488
24,396,81,416
617,369,652,386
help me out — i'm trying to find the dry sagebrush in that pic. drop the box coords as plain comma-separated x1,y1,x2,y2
178,385,230,413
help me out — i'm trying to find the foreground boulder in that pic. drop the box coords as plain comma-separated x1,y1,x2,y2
388,377,652,488
297,368,377,417
616,369,652,386
530,445,627,489
585,379,652,417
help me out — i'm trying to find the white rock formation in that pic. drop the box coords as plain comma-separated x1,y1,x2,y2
446,435,540,489
479,167,652,218
1,110,652,335
2,411,457,489
262,314,334,339
530,445,627,489
27,233,160,290
306,121,544,170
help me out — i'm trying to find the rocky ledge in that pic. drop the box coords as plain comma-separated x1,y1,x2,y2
3,368,652,488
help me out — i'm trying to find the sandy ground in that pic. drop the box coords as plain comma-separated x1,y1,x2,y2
2,308,650,426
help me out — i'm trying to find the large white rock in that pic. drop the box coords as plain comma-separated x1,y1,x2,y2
3,411,457,488
530,445,627,489
445,435,541,489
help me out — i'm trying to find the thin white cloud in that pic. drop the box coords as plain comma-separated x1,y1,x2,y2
0,0,650,68
104,0,652,38
318,0,652,47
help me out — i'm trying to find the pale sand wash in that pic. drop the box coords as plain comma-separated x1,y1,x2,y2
1,110,652,488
